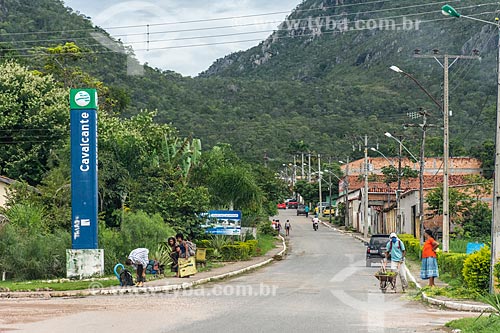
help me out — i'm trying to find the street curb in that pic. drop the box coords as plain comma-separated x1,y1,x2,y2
1,236,287,299
320,222,495,313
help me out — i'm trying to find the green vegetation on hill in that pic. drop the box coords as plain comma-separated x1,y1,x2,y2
0,0,497,170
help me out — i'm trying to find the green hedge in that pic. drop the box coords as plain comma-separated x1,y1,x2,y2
437,252,467,283
221,244,250,261
399,234,422,260
462,246,491,294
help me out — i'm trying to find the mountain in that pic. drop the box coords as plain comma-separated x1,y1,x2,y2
0,0,497,168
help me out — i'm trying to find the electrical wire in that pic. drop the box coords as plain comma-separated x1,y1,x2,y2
0,0,461,37
2,9,499,58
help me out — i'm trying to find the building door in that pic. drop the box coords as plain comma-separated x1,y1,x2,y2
411,205,417,237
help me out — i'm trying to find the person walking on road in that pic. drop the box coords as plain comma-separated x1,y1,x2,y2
304,205,310,218
285,220,291,236
420,229,439,287
125,248,149,287
385,232,408,292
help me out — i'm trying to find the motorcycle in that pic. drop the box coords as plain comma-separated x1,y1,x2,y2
313,222,319,231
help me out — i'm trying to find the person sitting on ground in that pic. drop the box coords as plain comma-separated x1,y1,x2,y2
125,247,149,287
385,232,408,292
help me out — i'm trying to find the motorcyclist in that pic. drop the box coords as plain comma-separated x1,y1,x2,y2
312,217,319,230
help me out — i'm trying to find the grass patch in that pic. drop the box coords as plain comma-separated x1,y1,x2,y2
257,234,277,256
446,315,500,332
0,278,120,292
421,285,480,300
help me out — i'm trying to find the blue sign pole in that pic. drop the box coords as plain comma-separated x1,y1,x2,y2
70,89,98,249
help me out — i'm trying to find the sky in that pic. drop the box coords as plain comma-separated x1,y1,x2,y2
63,0,301,76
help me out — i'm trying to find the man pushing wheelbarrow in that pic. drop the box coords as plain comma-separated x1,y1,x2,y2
378,232,408,293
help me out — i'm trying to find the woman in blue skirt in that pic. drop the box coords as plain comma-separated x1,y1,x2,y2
421,229,440,286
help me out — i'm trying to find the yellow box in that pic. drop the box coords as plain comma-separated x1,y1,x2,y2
196,248,206,262
178,256,197,277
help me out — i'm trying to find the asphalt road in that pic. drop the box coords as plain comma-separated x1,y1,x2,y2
1,209,475,332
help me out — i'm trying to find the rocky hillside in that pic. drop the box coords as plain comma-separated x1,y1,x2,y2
0,0,497,167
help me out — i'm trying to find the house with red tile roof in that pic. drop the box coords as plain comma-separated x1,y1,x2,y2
336,157,485,238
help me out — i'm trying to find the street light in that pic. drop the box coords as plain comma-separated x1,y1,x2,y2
389,65,449,251
441,2,500,294
384,132,419,162
370,147,395,166
324,169,342,225
389,66,443,111
385,131,424,240
371,147,398,233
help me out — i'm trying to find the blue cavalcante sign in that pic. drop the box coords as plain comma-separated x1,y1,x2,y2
70,89,98,249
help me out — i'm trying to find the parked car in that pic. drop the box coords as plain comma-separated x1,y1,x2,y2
286,198,299,209
314,202,330,214
365,234,390,267
296,204,308,216
322,206,335,216
277,202,286,209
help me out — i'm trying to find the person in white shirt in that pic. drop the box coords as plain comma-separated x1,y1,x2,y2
125,248,149,287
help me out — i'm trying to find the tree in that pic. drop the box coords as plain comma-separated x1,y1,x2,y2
0,61,68,184
426,185,469,222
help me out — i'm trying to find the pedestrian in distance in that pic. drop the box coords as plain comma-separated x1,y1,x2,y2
304,205,310,218
125,248,149,287
384,232,408,292
285,220,291,236
276,220,282,235
420,229,440,287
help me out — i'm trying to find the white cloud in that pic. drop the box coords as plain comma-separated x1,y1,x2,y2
64,0,299,76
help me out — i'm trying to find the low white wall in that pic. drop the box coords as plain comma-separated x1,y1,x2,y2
66,249,104,279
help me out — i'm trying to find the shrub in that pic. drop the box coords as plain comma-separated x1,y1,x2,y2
245,240,258,256
257,221,277,236
0,224,70,280
495,262,500,288
98,211,176,274
399,234,422,260
437,252,467,283
462,246,491,294
221,243,250,261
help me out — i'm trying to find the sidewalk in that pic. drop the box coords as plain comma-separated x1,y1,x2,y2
0,236,286,299
320,221,495,313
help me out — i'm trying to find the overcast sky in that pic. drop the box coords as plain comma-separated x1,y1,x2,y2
63,0,300,76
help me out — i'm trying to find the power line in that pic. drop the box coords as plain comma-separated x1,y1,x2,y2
3,9,498,58
0,0,460,38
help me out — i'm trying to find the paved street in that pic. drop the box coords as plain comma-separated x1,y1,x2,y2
0,209,475,332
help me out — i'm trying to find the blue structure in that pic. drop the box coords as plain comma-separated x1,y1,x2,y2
70,89,98,249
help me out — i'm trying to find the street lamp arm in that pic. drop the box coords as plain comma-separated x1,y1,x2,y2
371,147,395,167
323,170,343,182
385,133,419,163
402,71,444,112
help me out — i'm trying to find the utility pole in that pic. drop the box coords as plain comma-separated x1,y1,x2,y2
405,110,437,241
344,156,350,228
364,135,369,238
328,156,332,225
301,153,305,180
318,154,322,217
293,155,297,190
396,136,403,234
308,153,312,182
415,50,480,249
